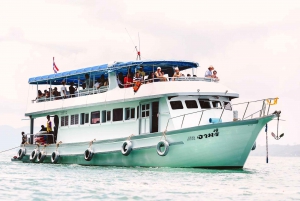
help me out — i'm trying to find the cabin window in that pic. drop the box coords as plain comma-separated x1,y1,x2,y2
80,113,89,125
61,115,69,127
185,100,198,109
102,110,111,123
224,102,232,111
212,101,222,109
71,114,79,125
91,111,100,124
85,113,89,123
198,100,211,109
141,104,150,117
125,107,135,120
170,101,183,110
113,108,123,122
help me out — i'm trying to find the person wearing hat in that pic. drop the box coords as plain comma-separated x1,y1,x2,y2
154,67,167,81
205,65,214,78
137,65,146,79
61,80,67,99
172,67,182,81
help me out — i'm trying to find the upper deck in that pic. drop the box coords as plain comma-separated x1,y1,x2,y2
26,60,239,117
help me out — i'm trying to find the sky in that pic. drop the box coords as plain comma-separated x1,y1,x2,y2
0,0,299,146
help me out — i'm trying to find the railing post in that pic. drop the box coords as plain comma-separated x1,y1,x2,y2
198,111,204,126
219,107,225,122
260,100,266,117
242,102,250,120
181,115,185,128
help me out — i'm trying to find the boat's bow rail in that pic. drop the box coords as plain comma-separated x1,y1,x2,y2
164,97,279,131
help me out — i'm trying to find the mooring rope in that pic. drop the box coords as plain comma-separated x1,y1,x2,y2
0,146,20,154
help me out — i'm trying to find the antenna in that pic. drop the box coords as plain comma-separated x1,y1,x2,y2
125,28,141,60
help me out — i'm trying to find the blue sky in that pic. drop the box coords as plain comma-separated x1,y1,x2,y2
0,0,299,146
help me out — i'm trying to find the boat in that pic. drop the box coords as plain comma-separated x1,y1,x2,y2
14,60,280,168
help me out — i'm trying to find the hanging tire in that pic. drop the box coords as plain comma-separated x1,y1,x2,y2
51,151,60,164
17,148,26,160
121,140,133,156
84,148,94,161
37,151,46,163
156,140,169,156
30,149,39,162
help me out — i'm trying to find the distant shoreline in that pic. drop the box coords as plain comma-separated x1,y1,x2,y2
250,145,300,157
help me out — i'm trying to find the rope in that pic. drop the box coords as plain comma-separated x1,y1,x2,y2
266,97,278,105
160,130,167,141
56,141,62,151
265,124,269,163
126,134,134,141
0,146,20,154
89,139,96,147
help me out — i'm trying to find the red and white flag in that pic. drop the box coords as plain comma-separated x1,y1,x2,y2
53,57,59,73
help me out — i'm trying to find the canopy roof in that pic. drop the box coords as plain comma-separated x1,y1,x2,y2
28,60,199,85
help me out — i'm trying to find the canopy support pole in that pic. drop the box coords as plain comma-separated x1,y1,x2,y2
50,80,52,101
30,116,34,144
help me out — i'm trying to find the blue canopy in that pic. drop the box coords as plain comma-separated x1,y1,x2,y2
28,60,199,85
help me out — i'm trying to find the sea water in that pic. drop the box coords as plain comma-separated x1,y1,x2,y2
0,152,299,201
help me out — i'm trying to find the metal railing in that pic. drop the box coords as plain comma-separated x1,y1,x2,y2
26,133,55,144
164,97,278,131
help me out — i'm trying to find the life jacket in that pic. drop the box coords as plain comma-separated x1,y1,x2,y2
133,81,142,92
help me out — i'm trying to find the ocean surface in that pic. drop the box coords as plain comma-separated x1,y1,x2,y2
0,151,299,201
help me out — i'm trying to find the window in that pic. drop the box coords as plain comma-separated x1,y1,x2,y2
212,101,222,109
141,104,150,117
101,110,111,123
170,101,183,110
61,115,69,127
198,100,211,109
185,100,198,109
85,113,89,123
71,114,79,125
91,111,100,124
125,107,135,120
113,108,123,122
80,113,88,125
224,102,232,111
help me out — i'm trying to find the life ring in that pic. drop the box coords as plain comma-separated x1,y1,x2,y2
30,149,40,162
51,151,60,164
37,151,47,163
121,140,133,156
133,81,142,92
156,140,169,156
17,148,26,160
84,148,94,161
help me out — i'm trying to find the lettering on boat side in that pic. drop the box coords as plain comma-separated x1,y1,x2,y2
197,129,219,139
187,129,219,141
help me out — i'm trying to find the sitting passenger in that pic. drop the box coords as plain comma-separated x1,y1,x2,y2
81,83,87,90
52,87,60,99
99,74,108,86
84,74,93,88
124,73,133,88
137,66,146,79
69,82,77,97
61,81,67,99
172,67,182,80
94,78,101,89
133,72,143,82
147,72,154,83
205,65,214,78
117,73,124,88
154,67,167,81
212,70,220,81
36,90,43,99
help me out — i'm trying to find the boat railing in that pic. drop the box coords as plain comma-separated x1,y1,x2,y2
164,97,278,131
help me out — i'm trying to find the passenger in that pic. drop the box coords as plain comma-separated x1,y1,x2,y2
43,90,48,96
40,125,48,142
52,87,60,99
137,66,146,79
154,67,167,81
45,90,50,98
117,73,124,88
147,72,154,83
172,67,182,80
21,131,27,144
46,115,52,134
134,72,143,82
124,72,133,88
212,70,220,81
187,74,191,77
205,65,214,78
94,78,101,89
84,74,93,88
61,81,67,99
81,83,86,90
36,90,43,99
69,82,77,97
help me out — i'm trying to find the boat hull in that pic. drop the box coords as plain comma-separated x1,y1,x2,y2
16,115,273,168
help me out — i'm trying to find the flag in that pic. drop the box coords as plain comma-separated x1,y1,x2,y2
53,57,59,73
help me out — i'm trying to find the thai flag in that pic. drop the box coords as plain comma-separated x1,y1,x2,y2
53,57,59,73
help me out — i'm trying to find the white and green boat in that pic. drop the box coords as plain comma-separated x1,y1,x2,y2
14,60,279,168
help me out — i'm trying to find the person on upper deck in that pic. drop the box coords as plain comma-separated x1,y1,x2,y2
117,73,124,88
84,74,93,88
154,67,167,81
147,72,154,83
52,87,60,99
134,72,143,82
124,72,133,88
137,66,146,79
36,90,43,99
61,81,67,99
205,65,214,78
21,131,27,144
211,70,220,81
94,78,101,89
172,67,182,81
100,74,108,86
69,82,77,97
